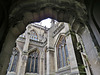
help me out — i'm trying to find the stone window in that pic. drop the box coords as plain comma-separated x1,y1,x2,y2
26,50,39,73
57,36,70,69
30,30,38,41
7,48,19,72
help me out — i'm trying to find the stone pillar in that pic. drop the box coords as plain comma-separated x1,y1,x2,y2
23,30,30,52
65,31,79,74
17,27,30,75
81,28,100,75
39,50,45,75
17,53,28,75
43,56,45,75
47,49,50,75
47,48,55,75
55,46,57,72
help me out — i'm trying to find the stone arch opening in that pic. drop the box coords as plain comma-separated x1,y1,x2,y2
0,0,88,74
0,18,86,75
0,0,100,75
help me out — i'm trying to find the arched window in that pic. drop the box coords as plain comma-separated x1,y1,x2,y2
7,48,19,72
57,36,70,69
30,30,38,41
26,50,39,73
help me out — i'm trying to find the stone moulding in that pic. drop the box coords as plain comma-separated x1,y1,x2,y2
56,66,71,74
6,72,16,75
25,73,39,75
16,37,47,47
53,23,65,37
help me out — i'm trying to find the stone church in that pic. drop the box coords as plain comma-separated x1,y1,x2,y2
0,0,100,75
6,21,92,75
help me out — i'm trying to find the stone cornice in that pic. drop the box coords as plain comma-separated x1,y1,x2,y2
53,22,65,37
47,47,54,52
16,37,47,47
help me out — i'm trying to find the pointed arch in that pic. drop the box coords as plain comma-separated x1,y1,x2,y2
54,33,66,47
28,47,40,54
56,34,70,69
30,29,38,41
26,48,39,73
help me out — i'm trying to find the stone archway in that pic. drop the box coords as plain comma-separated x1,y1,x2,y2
0,0,87,75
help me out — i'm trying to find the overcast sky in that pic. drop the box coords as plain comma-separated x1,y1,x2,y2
34,18,52,28
41,18,52,28
33,18,58,28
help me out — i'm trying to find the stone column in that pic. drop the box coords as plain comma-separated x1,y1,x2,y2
17,27,30,75
65,31,79,74
47,49,50,75
47,48,55,75
17,53,28,75
23,30,30,52
39,50,45,75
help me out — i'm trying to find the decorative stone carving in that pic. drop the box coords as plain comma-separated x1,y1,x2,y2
77,42,83,52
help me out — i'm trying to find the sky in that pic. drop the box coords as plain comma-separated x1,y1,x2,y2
33,18,52,28
41,18,52,28
33,18,58,28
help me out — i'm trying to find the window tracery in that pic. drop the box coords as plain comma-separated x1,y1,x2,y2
57,36,70,69
30,30,38,41
26,50,39,73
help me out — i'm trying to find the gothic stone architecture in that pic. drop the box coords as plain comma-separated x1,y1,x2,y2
0,0,100,75
6,22,92,75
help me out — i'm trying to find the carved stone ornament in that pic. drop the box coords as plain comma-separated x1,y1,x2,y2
77,42,83,52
